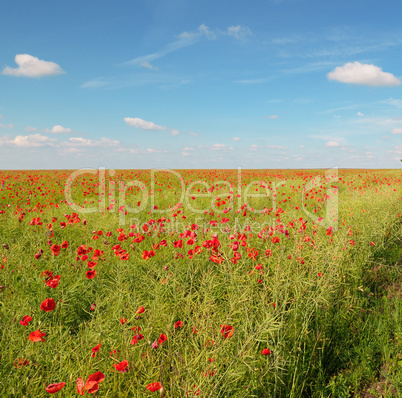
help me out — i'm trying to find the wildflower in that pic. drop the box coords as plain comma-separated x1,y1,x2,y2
29,330,46,342
158,334,167,345
151,340,159,349
45,382,66,394
113,360,129,372
50,244,61,256
146,382,163,392
14,358,29,368
92,343,101,358
20,315,32,326
40,298,56,312
261,348,272,355
220,325,234,339
86,270,96,279
85,371,105,394
76,378,85,396
175,321,183,329
131,333,144,345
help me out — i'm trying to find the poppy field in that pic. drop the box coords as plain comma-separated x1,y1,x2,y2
0,168,402,397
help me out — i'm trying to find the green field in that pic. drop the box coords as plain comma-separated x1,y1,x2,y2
0,169,401,397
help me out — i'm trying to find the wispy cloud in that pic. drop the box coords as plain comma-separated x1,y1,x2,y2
121,24,214,70
124,117,180,135
66,137,120,147
382,98,402,108
122,24,252,70
235,77,274,84
224,25,253,40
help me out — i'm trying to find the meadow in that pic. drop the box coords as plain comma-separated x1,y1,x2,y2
0,168,401,397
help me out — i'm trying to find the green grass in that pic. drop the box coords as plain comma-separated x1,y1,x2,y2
0,169,401,397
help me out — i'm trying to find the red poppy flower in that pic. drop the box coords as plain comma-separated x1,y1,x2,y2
146,382,162,392
92,343,101,358
14,358,30,368
40,298,56,312
261,348,272,355
113,360,128,372
85,371,105,394
158,333,167,345
131,333,144,345
137,306,145,314
20,315,32,326
29,329,46,342
77,377,84,396
45,382,66,394
220,325,234,339
175,321,183,329
120,317,127,325
86,270,96,279
210,255,223,264
46,278,60,289
50,244,61,256
61,241,69,248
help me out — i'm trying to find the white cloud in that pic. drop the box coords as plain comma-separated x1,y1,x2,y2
182,152,191,156
249,144,258,151
125,117,180,135
327,62,400,87
188,131,199,136
299,145,305,148
2,54,64,78
0,115,3,119
147,148,168,153
391,128,402,134
211,144,226,151
265,115,278,119
233,137,241,141
50,125,72,134
225,25,253,40
0,123,14,128
67,137,119,147
266,145,287,150
325,141,340,148
124,117,167,131
357,112,364,117
7,134,56,147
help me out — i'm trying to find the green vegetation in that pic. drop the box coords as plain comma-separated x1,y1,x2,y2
0,169,401,397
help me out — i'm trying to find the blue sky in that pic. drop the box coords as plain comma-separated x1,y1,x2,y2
1,0,402,169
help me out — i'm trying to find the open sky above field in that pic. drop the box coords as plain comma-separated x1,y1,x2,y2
1,0,402,169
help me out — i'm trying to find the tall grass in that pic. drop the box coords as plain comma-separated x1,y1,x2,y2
0,169,401,397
